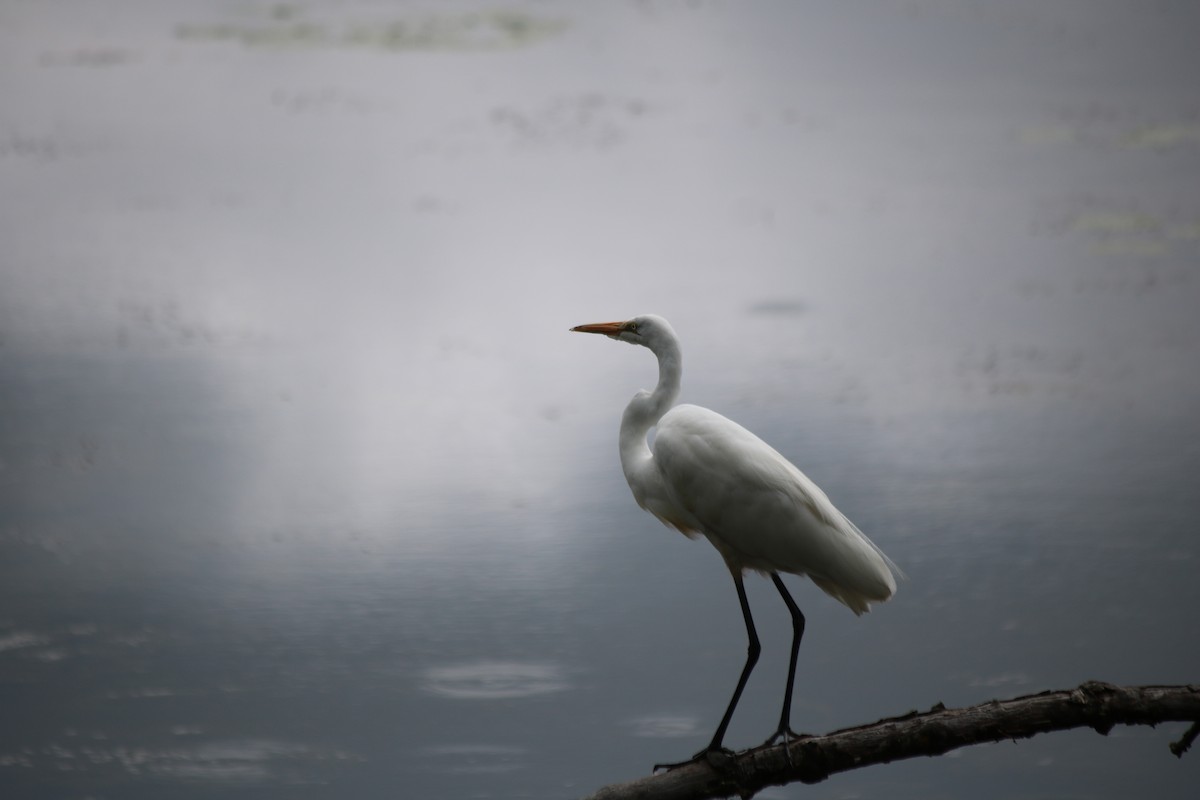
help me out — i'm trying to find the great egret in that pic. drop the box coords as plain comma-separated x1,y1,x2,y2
571,314,899,767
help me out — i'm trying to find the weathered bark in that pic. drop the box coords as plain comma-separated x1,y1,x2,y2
581,681,1200,800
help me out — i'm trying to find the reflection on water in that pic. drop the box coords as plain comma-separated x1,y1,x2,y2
417,745,527,775
423,662,569,700
0,735,361,787
966,672,1033,690
0,632,52,654
626,714,702,739
3,0,1199,798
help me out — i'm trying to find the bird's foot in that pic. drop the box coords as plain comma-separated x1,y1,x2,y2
653,745,737,773
762,725,803,748
761,726,805,765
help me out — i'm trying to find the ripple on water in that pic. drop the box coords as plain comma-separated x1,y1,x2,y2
422,661,568,700
626,714,701,738
0,737,360,784
417,744,527,774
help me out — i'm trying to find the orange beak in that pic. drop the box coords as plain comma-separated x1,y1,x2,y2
570,321,628,335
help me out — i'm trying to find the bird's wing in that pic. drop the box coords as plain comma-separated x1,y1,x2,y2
653,404,896,613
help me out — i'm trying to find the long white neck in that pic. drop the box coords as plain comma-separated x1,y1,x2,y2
618,333,682,489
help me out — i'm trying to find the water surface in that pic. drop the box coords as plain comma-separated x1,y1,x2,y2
2,1,1198,798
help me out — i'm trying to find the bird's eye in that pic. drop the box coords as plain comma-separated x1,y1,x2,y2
627,322,639,334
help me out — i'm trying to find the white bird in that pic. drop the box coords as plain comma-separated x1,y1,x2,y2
571,314,899,767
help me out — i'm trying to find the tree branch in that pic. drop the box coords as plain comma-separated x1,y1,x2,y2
581,681,1200,800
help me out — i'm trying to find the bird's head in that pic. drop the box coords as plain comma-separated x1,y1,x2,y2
570,314,676,351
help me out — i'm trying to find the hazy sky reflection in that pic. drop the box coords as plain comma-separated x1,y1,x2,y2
2,1,1198,798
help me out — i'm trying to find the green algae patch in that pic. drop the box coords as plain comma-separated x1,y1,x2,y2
1120,123,1200,150
1070,212,1162,236
176,8,567,52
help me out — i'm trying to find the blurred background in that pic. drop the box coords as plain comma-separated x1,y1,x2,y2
1,1,1198,798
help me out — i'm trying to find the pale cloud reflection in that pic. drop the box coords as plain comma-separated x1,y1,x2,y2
626,713,702,738
0,737,360,785
417,744,527,774
422,661,569,700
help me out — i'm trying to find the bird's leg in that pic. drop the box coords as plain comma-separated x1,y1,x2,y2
654,574,760,772
707,574,762,752
764,572,806,751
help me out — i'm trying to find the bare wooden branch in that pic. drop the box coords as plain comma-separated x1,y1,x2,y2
581,681,1200,800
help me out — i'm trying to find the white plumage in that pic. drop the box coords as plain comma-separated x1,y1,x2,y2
572,313,899,767
653,404,896,614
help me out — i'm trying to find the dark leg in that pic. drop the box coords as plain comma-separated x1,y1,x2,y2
706,573,761,752
765,572,806,746
654,573,761,771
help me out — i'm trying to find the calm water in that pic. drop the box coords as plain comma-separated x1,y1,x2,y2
2,1,1198,798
